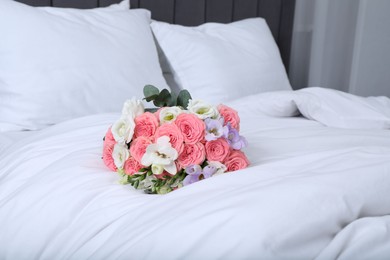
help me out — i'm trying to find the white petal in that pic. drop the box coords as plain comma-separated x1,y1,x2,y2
113,143,129,169
156,136,170,146
159,146,178,160
141,152,154,166
122,98,145,119
164,162,177,175
150,157,168,166
159,107,182,123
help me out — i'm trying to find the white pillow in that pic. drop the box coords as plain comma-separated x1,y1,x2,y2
295,87,390,129
0,0,168,131
151,18,292,104
225,91,299,118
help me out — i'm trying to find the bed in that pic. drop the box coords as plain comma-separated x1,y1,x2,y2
1,0,390,259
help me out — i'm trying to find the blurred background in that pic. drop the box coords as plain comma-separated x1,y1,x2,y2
289,0,390,97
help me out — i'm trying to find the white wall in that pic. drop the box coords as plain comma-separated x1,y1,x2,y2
289,0,390,97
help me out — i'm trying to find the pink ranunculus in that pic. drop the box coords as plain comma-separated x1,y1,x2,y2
175,113,205,144
103,142,117,171
154,123,184,154
104,127,116,146
124,157,143,176
103,127,117,171
205,138,230,162
129,136,153,163
178,142,206,168
223,150,249,172
134,112,159,139
218,104,240,130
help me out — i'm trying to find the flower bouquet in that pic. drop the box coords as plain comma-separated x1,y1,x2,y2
102,85,249,194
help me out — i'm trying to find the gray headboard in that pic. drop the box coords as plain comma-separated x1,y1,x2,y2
16,0,295,72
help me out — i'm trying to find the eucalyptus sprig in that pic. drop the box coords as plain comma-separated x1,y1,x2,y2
143,85,192,109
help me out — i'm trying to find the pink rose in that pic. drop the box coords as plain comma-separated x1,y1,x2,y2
175,113,205,144
130,136,152,163
205,138,230,162
103,142,117,171
124,157,143,176
104,127,116,146
178,142,206,168
103,127,117,171
134,112,159,139
218,104,240,130
223,150,249,172
154,123,184,154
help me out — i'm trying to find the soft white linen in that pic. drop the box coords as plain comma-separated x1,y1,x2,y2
233,87,390,129
1,92,390,259
295,87,390,129
0,131,37,155
316,216,390,260
151,18,292,104
0,0,168,131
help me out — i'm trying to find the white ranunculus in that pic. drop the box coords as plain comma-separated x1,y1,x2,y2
159,106,183,124
141,136,178,175
187,100,219,119
111,117,135,144
207,161,227,176
112,143,130,169
121,98,144,119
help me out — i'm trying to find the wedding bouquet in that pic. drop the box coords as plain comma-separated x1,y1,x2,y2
102,86,249,194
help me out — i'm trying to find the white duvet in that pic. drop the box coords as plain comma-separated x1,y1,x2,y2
1,88,390,259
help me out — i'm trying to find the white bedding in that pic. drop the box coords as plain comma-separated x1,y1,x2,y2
0,131,36,154
1,88,390,259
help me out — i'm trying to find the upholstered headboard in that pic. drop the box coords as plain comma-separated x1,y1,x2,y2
16,0,295,71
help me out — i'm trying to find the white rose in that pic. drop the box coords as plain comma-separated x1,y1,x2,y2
122,98,144,119
112,143,130,169
111,117,135,144
159,106,183,124
187,100,219,119
207,161,227,176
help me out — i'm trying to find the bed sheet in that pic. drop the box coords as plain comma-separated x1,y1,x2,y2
0,131,38,154
0,90,390,259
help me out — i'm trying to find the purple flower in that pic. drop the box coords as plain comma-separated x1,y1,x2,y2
205,118,228,141
225,123,248,150
186,165,202,175
183,165,202,186
183,164,216,186
202,165,217,178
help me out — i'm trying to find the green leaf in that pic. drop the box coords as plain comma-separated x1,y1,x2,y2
143,85,160,99
144,94,159,102
153,89,171,107
177,90,192,109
